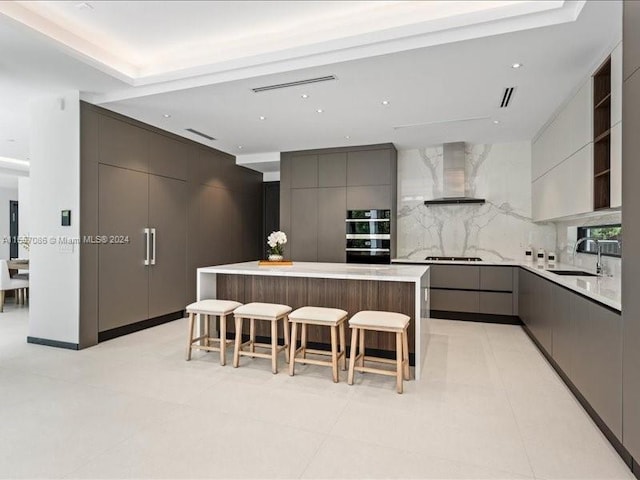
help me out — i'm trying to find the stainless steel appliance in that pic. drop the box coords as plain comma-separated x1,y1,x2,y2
346,209,391,264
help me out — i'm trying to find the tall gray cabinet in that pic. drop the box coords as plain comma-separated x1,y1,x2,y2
280,144,397,262
623,0,640,468
80,103,263,347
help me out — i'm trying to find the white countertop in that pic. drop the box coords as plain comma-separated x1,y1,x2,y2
393,258,621,311
198,261,429,282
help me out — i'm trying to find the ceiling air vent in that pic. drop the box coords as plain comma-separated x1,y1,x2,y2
251,75,337,93
185,128,216,141
500,87,516,108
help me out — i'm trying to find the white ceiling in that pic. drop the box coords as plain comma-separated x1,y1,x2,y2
0,0,623,173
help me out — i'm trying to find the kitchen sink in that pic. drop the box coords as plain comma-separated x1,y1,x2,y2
550,270,598,277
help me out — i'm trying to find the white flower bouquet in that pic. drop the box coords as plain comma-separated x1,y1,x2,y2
267,230,287,259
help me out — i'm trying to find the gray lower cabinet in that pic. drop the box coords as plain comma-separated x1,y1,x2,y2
430,290,479,313
550,284,573,376
479,292,513,316
430,265,480,290
98,164,150,332
480,266,513,291
521,270,623,442
290,188,318,261
430,265,515,316
318,187,346,263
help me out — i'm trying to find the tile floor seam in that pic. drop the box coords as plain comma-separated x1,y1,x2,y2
483,323,538,480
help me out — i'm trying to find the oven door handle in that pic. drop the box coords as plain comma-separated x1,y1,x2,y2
345,248,391,252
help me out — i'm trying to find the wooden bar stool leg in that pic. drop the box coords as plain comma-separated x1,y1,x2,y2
186,312,195,361
249,318,256,353
348,328,358,385
220,314,227,366
396,331,403,394
204,315,211,346
301,323,307,359
289,321,298,376
233,317,243,368
283,315,290,363
358,329,366,368
271,319,278,374
339,321,347,371
403,327,410,380
330,325,339,383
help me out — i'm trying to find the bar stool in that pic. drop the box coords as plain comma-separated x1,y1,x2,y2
185,299,242,365
348,310,411,394
288,306,348,382
233,302,292,374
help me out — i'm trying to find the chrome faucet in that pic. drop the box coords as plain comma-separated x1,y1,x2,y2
574,237,602,276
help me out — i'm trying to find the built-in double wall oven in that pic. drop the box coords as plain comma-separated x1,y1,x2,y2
345,209,391,264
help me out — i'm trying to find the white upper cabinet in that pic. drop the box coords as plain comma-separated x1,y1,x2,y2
532,42,622,220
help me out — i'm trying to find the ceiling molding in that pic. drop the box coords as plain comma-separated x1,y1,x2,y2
2,1,585,105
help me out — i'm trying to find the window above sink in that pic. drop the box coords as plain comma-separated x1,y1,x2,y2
577,224,622,258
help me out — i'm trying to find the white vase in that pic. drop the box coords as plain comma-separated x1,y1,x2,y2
268,254,284,262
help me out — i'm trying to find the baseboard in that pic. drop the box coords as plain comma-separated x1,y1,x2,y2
27,337,79,350
230,333,416,366
522,324,636,474
98,311,184,342
430,310,522,325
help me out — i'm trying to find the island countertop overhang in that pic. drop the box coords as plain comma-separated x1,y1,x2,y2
197,261,429,283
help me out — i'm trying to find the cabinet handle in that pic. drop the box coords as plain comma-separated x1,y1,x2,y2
144,228,150,266
150,228,156,265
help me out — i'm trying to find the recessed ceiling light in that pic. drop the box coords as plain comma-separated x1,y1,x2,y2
345,135,351,139
163,114,171,118
493,120,500,124
381,100,390,106
259,116,266,120
238,146,243,149
316,109,324,113
301,94,309,99
511,63,523,69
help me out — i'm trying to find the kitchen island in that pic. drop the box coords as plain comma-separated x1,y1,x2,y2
197,261,430,379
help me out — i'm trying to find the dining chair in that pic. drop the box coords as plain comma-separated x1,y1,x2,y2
0,259,29,312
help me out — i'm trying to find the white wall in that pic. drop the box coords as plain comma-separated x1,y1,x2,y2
397,142,556,262
0,186,18,259
28,92,80,345
18,177,30,258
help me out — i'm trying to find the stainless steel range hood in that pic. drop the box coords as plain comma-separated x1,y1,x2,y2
424,142,485,206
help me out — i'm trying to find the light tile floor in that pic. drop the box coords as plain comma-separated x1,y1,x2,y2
0,304,634,479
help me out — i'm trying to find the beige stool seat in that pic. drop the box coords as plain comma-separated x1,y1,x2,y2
233,302,292,374
348,310,411,394
288,307,348,382
185,299,242,365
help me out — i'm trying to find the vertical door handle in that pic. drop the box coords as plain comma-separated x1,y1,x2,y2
144,228,150,266
150,228,156,265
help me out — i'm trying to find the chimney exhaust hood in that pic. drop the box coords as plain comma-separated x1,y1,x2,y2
424,142,486,206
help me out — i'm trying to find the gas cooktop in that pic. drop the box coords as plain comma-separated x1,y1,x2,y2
425,256,483,262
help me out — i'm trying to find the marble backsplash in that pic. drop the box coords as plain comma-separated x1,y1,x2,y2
397,142,557,262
